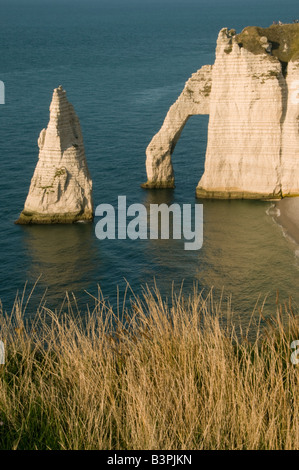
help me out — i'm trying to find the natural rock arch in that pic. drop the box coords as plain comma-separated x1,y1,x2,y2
141,65,212,189
142,25,299,199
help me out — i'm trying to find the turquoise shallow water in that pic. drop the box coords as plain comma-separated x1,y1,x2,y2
1,0,299,326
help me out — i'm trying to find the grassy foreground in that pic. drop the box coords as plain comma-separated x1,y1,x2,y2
0,285,298,450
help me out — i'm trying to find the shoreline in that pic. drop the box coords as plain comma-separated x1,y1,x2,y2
274,197,299,245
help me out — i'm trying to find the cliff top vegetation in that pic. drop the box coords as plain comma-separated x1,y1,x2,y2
236,24,299,62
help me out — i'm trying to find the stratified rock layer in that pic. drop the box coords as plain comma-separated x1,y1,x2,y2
142,65,212,188
17,86,93,224
143,25,299,199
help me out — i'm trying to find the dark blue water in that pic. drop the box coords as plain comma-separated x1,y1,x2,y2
1,0,299,324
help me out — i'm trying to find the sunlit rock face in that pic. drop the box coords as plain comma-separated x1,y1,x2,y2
17,86,93,224
142,65,212,189
143,24,299,199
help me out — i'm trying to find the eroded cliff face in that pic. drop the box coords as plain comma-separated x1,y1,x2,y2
197,27,285,198
143,25,299,199
16,86,93,224
142,65,212,188
280,60,299,195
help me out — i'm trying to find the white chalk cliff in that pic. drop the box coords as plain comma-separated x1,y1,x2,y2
143,24,299,199
17,86,93,224
142,65,212,188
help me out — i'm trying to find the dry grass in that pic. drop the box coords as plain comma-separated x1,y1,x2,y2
0,284,298,450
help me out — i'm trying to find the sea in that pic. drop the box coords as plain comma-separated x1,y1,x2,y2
1,0,299,328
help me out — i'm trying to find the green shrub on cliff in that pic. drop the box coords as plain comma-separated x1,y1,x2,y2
236,24,299,62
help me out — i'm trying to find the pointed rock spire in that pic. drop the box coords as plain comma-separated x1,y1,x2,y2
16,86,93,224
